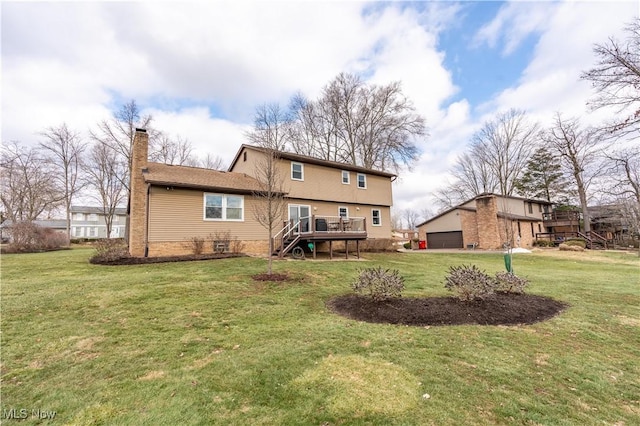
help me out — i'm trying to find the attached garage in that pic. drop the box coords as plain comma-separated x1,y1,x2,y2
426,231,463,249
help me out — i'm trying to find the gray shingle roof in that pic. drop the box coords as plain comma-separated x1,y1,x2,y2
143,162,268,194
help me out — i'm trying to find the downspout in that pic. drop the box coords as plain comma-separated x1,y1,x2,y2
144,183,150,257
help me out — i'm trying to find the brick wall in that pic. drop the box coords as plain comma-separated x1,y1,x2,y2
460,210,478,248
147,240,269,257
475,195,502,249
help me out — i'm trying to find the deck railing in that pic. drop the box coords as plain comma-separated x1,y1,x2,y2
542,211,581,222
306,215,366,234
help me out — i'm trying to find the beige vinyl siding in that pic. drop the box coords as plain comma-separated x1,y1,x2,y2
283,161,392,206
229,147,393,207
419,210,462,233
147,187,267,242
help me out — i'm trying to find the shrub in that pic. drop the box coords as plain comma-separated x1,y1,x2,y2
230,237,245,254
565,238,587,248
534,240,554,247
5,222,68,253
352,267,405,302
444,264,495,302
185,236,205,255
559,243,584,252
90,238,129,263
494,271,529,294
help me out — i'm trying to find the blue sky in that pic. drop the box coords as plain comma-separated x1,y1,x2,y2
2,1,637,215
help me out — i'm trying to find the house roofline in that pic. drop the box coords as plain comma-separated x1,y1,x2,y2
228,144,397,178
417,192,551,228
144,180,287,197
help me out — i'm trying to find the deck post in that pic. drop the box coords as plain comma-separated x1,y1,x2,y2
345,240,348,259
329,240,333,260
356,240,360,259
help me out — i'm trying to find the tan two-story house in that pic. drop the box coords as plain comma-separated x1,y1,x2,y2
417,193,551,250
129,129,395,258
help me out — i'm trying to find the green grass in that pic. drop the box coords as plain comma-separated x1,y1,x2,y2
1,248,639,425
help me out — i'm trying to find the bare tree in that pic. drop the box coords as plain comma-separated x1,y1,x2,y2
433,110,539,213
582,18,640,138
433,181,469,211
199,153,226,170
39,123,87,240
246,104,289,274
1,141,63,222
451,149,499,198
90,100,155,194
472,109,540,197
390,211,403,231
90,100,155,242
544,113,605,233
287,73,427,173
603,147,640,203
618,197,640,256
83,143,127,238
403,208,421,230
150,133,199,166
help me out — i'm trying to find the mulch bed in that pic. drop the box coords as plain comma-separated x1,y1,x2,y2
327,293,568,326
90,253,245,265
251,273,291,282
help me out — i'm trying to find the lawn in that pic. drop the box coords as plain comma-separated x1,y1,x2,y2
1,248,639,425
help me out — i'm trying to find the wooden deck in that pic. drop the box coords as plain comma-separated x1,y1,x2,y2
273,215,368,259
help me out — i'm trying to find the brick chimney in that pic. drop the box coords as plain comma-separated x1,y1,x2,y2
129,128,149,257
475,194,501,249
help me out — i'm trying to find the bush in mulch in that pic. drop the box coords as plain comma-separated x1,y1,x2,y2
328,293,567,326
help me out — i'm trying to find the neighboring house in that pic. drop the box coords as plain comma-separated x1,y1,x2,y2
392,229,418,240
129,128,395,257
70,206,127,239
417,193,551,249
588,204,634,244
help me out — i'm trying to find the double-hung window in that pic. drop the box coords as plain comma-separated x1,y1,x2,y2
291,162,304,181
341,170,350,184
372,209,381,226
357,173,366,189
338,206,348,219
204,194,244,221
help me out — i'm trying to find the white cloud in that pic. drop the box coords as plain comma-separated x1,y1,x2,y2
2,1,637,216
473,1,555,55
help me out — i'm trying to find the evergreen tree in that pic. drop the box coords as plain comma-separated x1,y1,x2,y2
514,147,570,202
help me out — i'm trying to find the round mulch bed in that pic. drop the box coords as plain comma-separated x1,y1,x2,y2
327,293,568,326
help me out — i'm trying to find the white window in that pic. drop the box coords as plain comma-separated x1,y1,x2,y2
357,173,366,189
73,213,84,221
372,209,381,226
89,227,97,237
88,213,98,221
291,162,304,181
113,215,119,222
341,170,350,184
339,206,348,219
204,194,244,221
